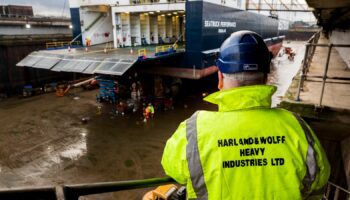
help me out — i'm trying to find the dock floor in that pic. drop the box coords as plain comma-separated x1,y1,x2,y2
302,34,350,109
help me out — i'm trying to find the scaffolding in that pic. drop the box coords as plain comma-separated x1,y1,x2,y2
246,0,313,12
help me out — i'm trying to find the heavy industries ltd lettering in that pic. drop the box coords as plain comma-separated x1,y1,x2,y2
219,136,286,168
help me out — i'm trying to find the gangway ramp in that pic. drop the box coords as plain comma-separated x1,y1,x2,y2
16,44,185,76
16,46,141,76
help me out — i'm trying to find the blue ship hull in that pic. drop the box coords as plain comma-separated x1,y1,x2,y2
139,1,284,79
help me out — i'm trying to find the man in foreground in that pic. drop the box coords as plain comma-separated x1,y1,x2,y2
161,30,330,199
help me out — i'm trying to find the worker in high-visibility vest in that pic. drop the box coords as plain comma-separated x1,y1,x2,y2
148,103,155,118
161,31,330,200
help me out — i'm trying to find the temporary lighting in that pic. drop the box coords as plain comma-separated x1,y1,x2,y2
167,13,171,16
124,11,130,14
149,12,154,14
179,10,185,13
144,13,149,15
156,10,160,12
25,23,31,29
69,24,73,29
161,14,165,16
173,12,177,14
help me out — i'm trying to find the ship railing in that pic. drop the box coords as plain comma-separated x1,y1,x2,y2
323,181,350,200
129,0,160,5
0,177,175,200
155,44,177,53
167,0,186,3
46,41,81,49
129,0,184,4
296,31,350,107
138,48,147,56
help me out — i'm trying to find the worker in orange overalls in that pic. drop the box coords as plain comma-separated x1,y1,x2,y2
143,103,155,122
56,84,70,97
116,102,125,116
85,37,91,47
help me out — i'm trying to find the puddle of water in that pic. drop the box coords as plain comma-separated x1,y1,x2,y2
43,129,88,169
269,41,306,106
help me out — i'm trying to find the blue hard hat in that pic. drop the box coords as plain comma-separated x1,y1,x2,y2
216,30,271,74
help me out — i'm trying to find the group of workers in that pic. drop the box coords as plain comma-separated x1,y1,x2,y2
96,73,157,122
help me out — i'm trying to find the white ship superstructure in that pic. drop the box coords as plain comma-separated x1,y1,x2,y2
17,0,283,79
68,0,245,48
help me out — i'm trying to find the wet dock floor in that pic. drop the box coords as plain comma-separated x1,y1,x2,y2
0,41,305,199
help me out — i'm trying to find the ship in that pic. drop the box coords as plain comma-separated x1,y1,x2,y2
17,0,286,79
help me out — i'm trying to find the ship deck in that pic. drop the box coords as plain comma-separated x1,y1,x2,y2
43,44,160,59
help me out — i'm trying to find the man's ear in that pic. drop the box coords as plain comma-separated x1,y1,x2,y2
218,71,223,90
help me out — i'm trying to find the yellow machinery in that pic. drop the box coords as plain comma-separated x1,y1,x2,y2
55,78,96,97
143,184,178,200
55,84,71,97
46,41,81,49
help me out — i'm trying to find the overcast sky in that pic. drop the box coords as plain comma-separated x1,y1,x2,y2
0,0,70,17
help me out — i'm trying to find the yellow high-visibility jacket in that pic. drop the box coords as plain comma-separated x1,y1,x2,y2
161,85,330,200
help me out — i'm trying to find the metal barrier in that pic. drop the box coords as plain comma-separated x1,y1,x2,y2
46,41,81,49
0,177,175,200
129,0,160,4
138,48,147,56
129,0,184,4
296,31,350,107
0,178,347,200
324,181,350,200
155,44,178,53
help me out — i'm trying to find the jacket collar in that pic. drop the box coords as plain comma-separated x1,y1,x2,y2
204,85,277,112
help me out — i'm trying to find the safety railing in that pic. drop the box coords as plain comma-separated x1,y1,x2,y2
46,41,81,49
296,31,350,107
323,181,350,200
155,44,177,53
129,0,160,5
138,48,147,56
0,177,175,200
0,178,347,200
129,0,184,4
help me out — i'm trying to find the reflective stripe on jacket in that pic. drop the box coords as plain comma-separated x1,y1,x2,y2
161,85,330,200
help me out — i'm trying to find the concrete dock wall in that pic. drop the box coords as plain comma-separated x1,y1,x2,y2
285,28,318,41
0,26,71,35
0,36,73,96
330,29,350,69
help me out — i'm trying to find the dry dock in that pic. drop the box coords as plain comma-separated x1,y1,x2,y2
0,41,304,199
0,90,210,199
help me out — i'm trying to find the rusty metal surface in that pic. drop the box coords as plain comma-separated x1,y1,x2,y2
305,0,350,29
